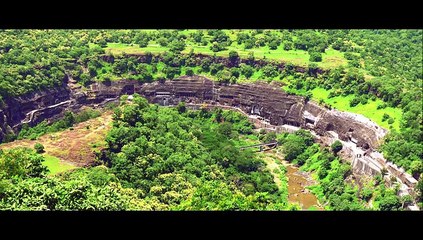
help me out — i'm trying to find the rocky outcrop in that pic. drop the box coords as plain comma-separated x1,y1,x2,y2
1,75,417,209
305,102,387,149
0,85,71,140
0,76,387,150
0,76,388,151
139,76,387,149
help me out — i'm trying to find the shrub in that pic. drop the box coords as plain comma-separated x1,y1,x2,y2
34,143,45,154
382,113,390,122
331,140,343,154
349,97,360,107
186,68,194,76
309,52,322,62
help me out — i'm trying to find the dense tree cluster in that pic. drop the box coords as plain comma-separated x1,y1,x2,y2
0,97,290,210
102,95,287,209
0,29,421,189
0,151,143,210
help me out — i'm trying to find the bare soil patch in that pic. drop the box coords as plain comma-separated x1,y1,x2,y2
0,111,113,167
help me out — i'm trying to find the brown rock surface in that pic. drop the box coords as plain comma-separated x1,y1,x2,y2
0,75,386,150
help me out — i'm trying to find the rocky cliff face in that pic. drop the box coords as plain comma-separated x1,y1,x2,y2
1,76,416,207
139,76,387,149
305,102,387,149
0,85,71,140
0,75,386,151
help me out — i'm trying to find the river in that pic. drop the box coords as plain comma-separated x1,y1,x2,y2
285,164,322,210
261,150,322,210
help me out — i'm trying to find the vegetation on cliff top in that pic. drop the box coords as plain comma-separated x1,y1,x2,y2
0,29,421,196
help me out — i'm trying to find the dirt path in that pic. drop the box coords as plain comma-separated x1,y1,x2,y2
0,111,113,167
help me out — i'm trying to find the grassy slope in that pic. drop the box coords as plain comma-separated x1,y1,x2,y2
311,88,402,131
0,112,113,173
43,154,76,175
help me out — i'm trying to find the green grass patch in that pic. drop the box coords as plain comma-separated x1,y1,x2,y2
246,134,259,141
106,42,170,55
105,42,346,70
310,88,402,131
43,154,76,175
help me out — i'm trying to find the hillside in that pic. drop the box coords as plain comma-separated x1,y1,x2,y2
0,29,421,210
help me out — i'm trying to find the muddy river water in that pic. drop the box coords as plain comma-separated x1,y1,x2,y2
285,164,322,210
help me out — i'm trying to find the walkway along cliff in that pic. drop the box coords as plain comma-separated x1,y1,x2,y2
0,76,418,208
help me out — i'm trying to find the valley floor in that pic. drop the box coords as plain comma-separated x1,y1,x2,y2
260,150,322,210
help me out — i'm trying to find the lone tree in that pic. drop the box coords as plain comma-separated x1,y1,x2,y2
177,101,186,114
229,50,239,62
185,68,194,76
217,69,232,83
268,40,279,50
309,51,322,62
169,40,186,53
331,140,343,154
410,160,422,179
34,143,45,154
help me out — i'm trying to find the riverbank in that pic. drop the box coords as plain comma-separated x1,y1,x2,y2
260,150,323,210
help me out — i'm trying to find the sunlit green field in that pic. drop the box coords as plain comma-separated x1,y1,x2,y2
43,154,76,175
105,39,346,70
311,88,402,130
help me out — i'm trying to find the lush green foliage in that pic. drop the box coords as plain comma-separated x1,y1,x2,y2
0,163,142,210
277,130,314,165
102,95,286,210
0,148,48,180
274,132,404,210
0,97,290,210
0,29,421,208
331,140,343,154
34,143,44,153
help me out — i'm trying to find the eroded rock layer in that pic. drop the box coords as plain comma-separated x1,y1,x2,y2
139,76,387,149
0,76,387,150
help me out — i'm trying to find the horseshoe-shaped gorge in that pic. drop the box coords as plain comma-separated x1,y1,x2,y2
0,29,421,211
0,75,418,209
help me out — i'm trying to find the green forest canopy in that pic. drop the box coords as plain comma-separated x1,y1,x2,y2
0,29,421,183
1,96,411,210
